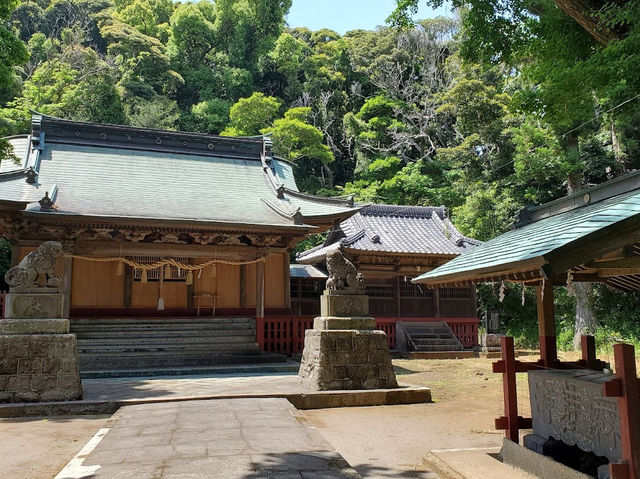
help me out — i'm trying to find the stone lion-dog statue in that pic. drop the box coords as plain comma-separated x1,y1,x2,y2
5,241,63,292
325,249,366,294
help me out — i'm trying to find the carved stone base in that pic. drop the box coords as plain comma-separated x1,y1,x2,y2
5,293,63,319
298,325,398,391
320,292,369,317
0,318,82,403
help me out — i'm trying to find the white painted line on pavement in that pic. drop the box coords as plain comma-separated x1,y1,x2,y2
54,427,110,479
430,447,501,453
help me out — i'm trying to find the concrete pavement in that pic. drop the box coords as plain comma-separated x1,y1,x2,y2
55,398,360,479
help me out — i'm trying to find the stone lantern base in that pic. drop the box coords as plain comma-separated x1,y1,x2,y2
0,318,82,403
298,314,398,391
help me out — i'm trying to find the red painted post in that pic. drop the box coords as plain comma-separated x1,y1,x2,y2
498,336,520,443
256,316,265,351
603,344,640,479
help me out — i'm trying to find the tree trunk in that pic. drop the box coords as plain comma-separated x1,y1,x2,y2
564,132,599,349
573,282,597,348
553,0,620,45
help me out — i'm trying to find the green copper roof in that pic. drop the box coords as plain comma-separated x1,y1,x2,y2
413,186,640,285
0,115,359,230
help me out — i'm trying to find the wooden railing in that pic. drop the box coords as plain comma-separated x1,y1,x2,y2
258,315,479,354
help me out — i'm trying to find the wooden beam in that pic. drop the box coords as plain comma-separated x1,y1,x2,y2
186,258,194,309
256,260,265,318
72,241,285,258
536,281,557,367
586,256,640,269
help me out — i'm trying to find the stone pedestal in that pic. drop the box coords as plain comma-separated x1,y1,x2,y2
4,290,63,319
299,291,398,391
481,333,504,353
0,318,82,403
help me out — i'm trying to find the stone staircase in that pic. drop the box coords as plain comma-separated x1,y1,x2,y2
398,321,464,352
71,318,287,377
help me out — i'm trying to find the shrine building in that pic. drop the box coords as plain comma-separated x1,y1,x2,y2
295,204,482,349
0,114,359,372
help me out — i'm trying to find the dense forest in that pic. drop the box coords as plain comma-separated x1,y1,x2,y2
1,0,640,350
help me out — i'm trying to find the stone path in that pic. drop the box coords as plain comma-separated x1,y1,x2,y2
56,398,360,479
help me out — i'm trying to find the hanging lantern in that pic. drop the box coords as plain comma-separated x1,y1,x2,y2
186,270,194,285
116,261,124,276
141,269,148,283
164,264,172,280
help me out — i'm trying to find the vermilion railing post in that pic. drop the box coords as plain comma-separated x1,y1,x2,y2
603,343,640,479
256,316,265,351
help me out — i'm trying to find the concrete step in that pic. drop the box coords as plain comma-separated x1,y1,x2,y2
78,344,260,354
413,344,464,352
79,359,300,379
76,334,255,344
71,317,269,373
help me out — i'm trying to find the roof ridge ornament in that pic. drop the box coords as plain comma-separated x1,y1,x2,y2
25,166,38,184
38,191,57,211
277,185,285,199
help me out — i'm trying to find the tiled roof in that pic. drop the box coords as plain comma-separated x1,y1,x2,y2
296,204,481,263
290,264,327,279
413,171,640,287
0,115,358,230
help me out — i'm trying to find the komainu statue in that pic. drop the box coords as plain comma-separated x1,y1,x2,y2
325,249,366,294
5,241,63,292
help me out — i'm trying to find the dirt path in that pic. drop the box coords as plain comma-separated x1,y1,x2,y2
0,415,109,479
303,357,532,478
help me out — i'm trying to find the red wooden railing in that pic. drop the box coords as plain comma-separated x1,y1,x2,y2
258,315,479,354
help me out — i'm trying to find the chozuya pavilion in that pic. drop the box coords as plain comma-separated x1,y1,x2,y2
413,172,640,479
0,114,359,371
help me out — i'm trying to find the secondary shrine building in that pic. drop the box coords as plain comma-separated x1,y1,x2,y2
295,205,481,349
0,115,480,367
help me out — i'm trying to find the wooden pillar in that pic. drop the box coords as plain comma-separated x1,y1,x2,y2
434,286,441,318
123,264,132,308
395,269,401,318
239,265,246,308
283,253,291,310
62,256,73,318
603,344,640,479
256,260,265,318
536,280,557,367
186,259,194,309
297,278,302,316
500,336,519,443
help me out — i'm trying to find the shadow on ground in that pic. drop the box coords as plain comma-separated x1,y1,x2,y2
243,452,435,478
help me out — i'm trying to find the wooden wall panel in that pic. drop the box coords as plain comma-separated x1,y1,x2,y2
71,259,124,307
216,263,240,307
131,279,187,308
265,253,285,307
193,260,218,296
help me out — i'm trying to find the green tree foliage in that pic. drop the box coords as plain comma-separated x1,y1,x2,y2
2,0,640,347
222,92,281,136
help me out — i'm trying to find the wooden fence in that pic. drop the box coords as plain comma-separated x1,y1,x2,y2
257,315,479,354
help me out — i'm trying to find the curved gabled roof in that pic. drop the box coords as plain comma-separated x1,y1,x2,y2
296,204,481,263
0,115,359,231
